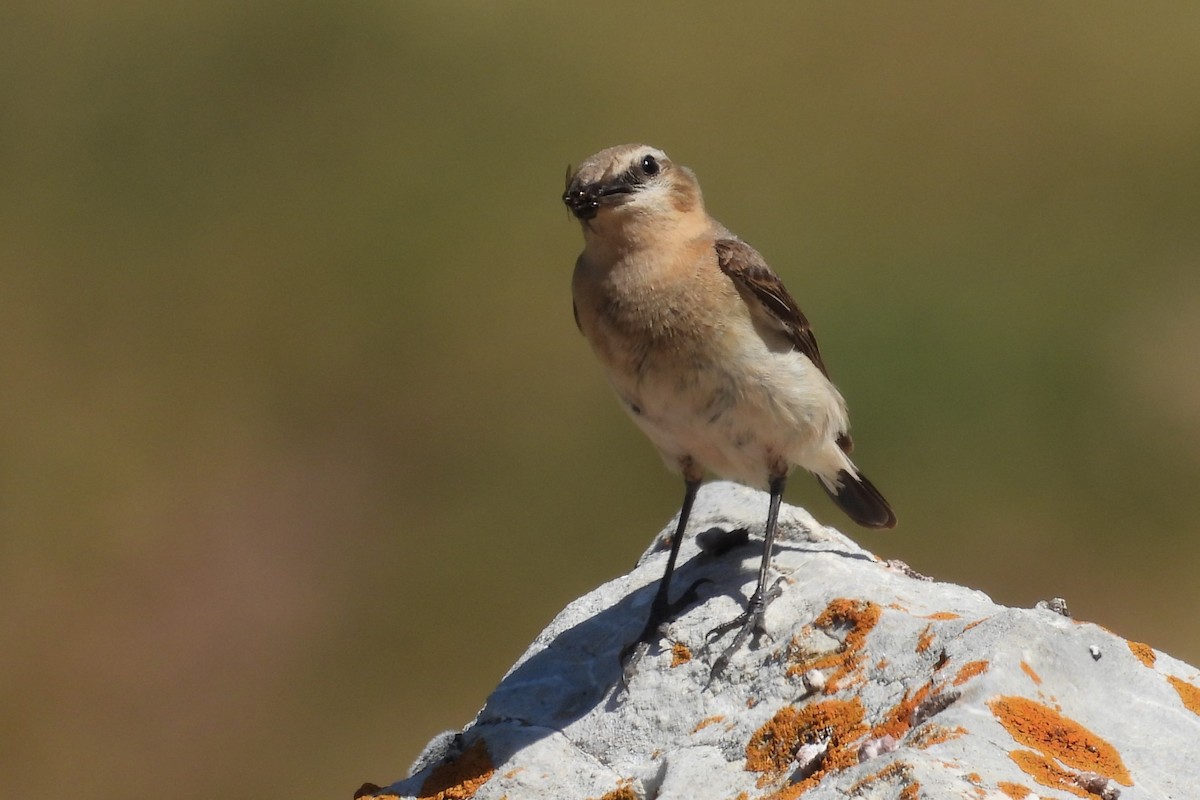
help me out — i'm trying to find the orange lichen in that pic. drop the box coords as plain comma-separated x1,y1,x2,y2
746,698,866,797
961,617,990,633
952,660,989,686
815,598,881,657
910,723,967,749
788,599,881,692
418,739,495,800
996,781,1033,799
921,611,961,620
1126,641,1156,668
871,680,934,742
670,641,693,667
1019,661,1043,686
693,715,725,733
1167,675,1200,716
868,658,979,747
848,761,919,798
915,624,935,653
1009,750,1094,798
847,759,904,790
989,696,1131,786
589,787,637,800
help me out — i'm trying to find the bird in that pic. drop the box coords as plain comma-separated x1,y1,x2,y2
562,144,896,681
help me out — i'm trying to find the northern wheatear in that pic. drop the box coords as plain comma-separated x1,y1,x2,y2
563,144,896,680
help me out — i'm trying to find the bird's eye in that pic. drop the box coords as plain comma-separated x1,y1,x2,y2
640,154,660,176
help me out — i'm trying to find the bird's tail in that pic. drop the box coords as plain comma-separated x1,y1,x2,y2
818,468,896,529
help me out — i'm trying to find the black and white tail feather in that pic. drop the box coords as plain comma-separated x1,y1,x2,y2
819,469,896,529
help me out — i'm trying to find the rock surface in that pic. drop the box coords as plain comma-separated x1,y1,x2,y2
366,482,1200,800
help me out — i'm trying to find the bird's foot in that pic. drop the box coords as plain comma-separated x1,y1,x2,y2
619,577,710,687
704,578,786,684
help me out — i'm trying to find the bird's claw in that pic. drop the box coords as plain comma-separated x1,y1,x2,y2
618,577,712,688
704,578,786,685
705,605,769,685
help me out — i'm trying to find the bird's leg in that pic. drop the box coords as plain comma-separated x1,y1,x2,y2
620,478,709,683
706,474,787,682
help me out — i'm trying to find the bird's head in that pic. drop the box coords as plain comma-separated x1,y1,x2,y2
562,145,704,239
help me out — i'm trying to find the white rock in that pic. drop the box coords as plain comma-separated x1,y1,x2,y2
374,482,1200,800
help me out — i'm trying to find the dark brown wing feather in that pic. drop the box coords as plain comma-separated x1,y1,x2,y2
715,237,854,454
715,237,830,376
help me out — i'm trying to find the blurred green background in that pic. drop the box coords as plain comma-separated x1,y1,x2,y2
3,2,1199,797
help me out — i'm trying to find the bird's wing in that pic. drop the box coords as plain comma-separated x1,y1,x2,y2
715,237,830,378
715,237,854,454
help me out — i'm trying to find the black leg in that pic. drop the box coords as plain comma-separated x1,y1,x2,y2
706,474,787,682
620,479,707,684
647,478,699,620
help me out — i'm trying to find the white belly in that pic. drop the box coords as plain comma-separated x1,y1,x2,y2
608,338,849,488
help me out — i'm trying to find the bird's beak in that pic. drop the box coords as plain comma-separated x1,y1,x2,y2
562,175,634,221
